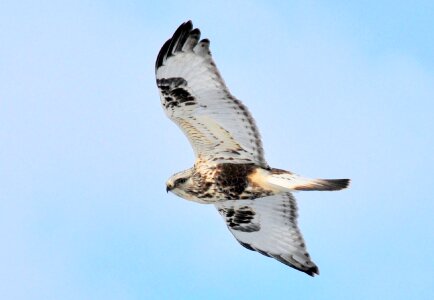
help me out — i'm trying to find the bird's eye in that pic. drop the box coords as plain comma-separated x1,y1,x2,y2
175,178,187,185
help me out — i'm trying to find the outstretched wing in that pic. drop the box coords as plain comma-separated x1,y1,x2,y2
156,21,267,167
215,193,319,276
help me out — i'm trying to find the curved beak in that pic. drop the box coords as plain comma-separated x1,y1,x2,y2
166,184,173,193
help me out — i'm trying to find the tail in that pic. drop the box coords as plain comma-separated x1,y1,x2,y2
266,170,350,192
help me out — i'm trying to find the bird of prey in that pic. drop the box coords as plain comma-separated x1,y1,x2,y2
155,21,349,276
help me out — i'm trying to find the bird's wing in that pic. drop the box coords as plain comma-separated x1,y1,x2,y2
215,193,319,276
155,21,267,167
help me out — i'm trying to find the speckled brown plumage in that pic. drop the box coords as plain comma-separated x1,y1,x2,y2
183,163,273,202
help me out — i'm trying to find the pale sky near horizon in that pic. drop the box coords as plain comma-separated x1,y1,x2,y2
1,1,433,299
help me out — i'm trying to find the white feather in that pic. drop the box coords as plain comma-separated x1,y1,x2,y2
215,193,319,275
156,23,267,167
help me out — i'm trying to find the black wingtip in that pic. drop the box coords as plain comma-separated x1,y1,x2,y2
274,255,320,277
155,38,171,70
155,20,196,71
287,261,319,277
239,241,320,276
305,266,320,277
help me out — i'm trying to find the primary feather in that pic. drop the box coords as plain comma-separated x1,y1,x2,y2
216,193,319,276
156,21,267,167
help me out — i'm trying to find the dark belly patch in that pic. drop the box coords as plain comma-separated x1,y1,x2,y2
214,163,256,199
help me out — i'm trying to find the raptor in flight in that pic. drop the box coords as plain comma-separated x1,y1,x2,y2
155,21,349,276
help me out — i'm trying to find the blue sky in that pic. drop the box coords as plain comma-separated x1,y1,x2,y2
1,1,433,299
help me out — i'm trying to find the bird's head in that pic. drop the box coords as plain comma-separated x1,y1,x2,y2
166,168,195,199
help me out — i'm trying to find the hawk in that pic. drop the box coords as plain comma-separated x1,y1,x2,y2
155,21,349,276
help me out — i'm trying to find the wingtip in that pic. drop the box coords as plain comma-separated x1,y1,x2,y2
291,260,319,277
305,266,320,277
292,262,320,277
272,254,320,277
182,20,193,31
155,20,199,70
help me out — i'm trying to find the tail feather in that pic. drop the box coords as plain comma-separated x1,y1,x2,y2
292,178,350,191
266,171,350,192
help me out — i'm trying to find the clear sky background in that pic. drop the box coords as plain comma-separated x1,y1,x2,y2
1,1,433,299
